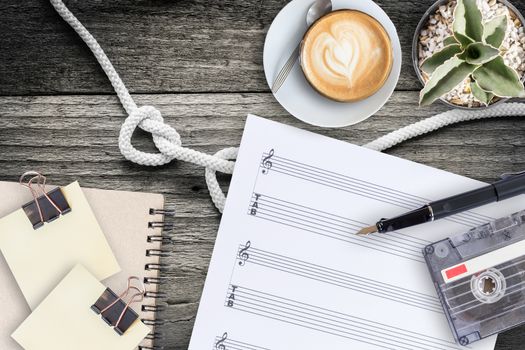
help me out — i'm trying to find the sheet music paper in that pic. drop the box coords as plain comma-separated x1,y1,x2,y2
12,264,150,350
189,115,525,350
0,181,120,309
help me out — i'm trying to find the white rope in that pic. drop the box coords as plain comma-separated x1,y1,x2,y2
48,0,235,173
49,0,525,212
363,103,525,151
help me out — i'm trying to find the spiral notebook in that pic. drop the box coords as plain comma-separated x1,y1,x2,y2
0,181,169,350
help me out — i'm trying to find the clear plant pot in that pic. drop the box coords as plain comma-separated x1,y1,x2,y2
411,0,525,109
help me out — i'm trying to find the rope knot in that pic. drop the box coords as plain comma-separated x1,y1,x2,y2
118,105,182,166
132,105,164,125
118,105,237,211
134,105,182,148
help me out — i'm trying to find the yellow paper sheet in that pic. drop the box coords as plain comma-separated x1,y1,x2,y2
0,181,120,309
12,264,151,350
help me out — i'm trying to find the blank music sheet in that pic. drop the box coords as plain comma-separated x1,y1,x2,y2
189,115,524,350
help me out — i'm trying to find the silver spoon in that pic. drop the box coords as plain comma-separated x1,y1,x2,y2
271,0,333,94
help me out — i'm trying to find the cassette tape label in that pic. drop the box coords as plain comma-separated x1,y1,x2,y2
441,238,525,283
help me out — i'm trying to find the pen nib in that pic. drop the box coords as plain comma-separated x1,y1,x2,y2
356,225,378,236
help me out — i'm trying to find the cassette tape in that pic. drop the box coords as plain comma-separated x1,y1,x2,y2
424,209,525,346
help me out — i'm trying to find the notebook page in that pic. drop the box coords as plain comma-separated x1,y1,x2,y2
0,181,120,309
12,264,150,350
189,115,525,350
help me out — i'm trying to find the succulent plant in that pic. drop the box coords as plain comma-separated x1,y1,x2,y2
419,0,525,106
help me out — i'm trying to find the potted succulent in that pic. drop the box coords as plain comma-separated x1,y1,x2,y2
413,0,525,108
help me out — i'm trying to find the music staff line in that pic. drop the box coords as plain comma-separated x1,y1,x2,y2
267,160,483,229
225,285,461,350
260,153,493,229
236,244,443,313
254,193,430,247
260,152,430,204
259,154,426,209
262,152,493,225
248,194,426,263
213,333,270,350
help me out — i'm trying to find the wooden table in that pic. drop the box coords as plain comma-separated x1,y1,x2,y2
1,1,524,349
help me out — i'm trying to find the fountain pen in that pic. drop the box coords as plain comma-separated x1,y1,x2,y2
356,171,525,235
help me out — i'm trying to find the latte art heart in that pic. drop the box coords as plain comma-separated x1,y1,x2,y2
301,10,393,102
317,26,381,86
321,32,360,83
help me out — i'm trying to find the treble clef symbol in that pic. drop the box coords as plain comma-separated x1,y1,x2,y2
238,241,251,266
215,332,228,350
261,149,274,174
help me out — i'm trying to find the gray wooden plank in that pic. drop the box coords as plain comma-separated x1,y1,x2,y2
0,0,485,95
0,92,524,348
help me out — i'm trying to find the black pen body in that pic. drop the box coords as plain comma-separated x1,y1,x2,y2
376,187,496,233
430,172,525,220
430,185,497,220
375,172,525,234
377,186,498,233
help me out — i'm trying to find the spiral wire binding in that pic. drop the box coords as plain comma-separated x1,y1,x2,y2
144,276,168,285
145,332,164,341
147,235,173,244
146,249,172,258
139,207,175,350
148,221,175,230
142,304,167,312
145,263,170,272
149,208,176,216
145,291,168,299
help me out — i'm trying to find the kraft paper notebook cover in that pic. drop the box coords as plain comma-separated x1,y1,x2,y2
0,181,167,350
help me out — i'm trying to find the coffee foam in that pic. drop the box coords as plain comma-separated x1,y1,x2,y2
301,10,393,102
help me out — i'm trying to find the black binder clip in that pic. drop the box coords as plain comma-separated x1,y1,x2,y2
91,276,145,335
20,171,71,229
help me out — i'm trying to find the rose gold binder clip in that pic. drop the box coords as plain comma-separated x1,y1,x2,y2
91,276,145,335
19,171,71,229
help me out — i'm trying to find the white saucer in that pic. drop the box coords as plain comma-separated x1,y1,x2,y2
263,0,402,128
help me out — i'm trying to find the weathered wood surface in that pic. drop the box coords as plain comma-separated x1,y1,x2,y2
1,0,525,349
9,0,525,94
